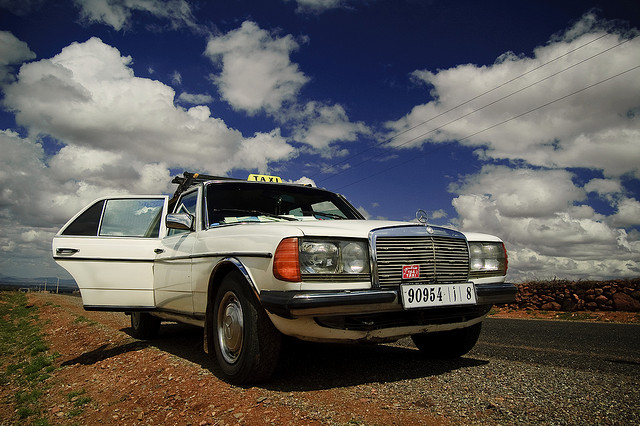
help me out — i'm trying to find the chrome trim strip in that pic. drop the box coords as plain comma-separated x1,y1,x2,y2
370,224,466,239
84,305,156,312
155,252,273,262
212,257,262,298
191,252,273,259
53,257,154,262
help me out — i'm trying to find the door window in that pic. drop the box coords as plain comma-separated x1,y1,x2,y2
99,199,165,237
61,200,105,236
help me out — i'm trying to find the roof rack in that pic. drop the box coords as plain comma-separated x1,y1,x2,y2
170,172,238,201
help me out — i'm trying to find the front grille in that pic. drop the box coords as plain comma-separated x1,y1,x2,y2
374,234,469,288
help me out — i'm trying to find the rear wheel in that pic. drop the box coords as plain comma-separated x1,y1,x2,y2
212,271,281,384
130,312,161,339
411,322,482,358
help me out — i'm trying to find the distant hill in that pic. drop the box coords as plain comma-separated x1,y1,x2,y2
0,274,78,293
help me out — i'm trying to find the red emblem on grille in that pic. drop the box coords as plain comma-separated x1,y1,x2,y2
402,264,420,279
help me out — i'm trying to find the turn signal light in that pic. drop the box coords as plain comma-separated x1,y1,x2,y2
273,237,301,282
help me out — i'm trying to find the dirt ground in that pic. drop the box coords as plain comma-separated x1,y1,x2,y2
17,293,447,425
6,293,639,425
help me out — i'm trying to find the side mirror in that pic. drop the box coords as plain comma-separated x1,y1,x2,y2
166,213,194,231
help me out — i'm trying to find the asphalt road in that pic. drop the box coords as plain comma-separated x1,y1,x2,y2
471,318,640,377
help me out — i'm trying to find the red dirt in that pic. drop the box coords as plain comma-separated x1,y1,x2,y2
25,292,445,425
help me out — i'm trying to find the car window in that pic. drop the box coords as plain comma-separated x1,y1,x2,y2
99,199,165,238
61,200,105,236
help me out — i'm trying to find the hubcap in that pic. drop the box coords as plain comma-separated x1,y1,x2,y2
217,291,243,364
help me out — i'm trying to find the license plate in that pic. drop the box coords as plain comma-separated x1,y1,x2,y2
400,283,477,309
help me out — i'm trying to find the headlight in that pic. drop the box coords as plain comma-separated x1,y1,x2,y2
300,241,339,273
341,241,368,273
274,237,370,282
469,242,507,277
301,239,370,275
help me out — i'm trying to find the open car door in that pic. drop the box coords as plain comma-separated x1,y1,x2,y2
52,196,169,311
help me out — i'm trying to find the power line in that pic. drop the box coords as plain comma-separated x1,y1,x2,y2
314,32,628,182
321,34,635,184
333,64,640,191
384,34,636,151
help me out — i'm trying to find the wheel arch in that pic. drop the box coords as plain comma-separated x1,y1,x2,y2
204,257,261,354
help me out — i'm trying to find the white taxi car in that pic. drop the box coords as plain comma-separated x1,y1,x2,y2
53,172,516,383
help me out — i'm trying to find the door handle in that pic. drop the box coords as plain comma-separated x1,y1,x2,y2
56,248,79,255
154,248,165,254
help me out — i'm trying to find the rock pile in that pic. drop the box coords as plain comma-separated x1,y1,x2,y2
504,278,640,312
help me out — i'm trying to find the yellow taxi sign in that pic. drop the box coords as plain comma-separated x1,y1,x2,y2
247,174,282,183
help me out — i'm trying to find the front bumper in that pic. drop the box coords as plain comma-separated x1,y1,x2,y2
260,282,517,318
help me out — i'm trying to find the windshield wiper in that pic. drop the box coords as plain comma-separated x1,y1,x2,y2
305,211,347,220
211,209,299,222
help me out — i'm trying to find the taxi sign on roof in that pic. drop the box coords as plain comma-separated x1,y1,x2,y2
247,174,282,183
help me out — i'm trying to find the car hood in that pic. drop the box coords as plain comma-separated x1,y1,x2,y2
291,219,418,238
202,220,501,243
292,221,501,242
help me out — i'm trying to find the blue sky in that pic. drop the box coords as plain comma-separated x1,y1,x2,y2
0,0,639,281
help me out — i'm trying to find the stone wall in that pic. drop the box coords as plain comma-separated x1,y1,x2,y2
502,278,640,312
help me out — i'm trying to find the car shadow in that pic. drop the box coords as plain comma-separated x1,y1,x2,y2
119,323,489,391
265,338,488,391
61,341,149,366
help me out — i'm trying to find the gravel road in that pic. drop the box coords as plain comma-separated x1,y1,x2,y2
390,318,640,424
20,293,640,425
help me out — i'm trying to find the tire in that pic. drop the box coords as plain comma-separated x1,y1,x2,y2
130,312,161,339
212,271,281,384
411,322,482,359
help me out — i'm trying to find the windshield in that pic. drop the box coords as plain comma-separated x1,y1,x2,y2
205,182,363,226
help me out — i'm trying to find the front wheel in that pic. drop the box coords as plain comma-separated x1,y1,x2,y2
212,271,281,384
411,322,482,358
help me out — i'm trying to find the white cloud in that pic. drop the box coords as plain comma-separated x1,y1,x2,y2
289,101,370,151
204,21,310,115
356,205,387,221
0,37,299,277
3,37,295,174
506,246,640,281
450,166,585,218
584,177,623,205
385,13,640,179
177,92,213,105
290,0,344,14
204,21,368,154
73,0,202,33
171,70,182,85
0,130,69,276
450,165,640,280
584,178,622,196
0,31,36,84
291,176,316,186
611,198,640,227
431,209,447,220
